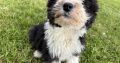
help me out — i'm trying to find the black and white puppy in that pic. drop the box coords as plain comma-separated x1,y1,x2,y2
29,0,98,63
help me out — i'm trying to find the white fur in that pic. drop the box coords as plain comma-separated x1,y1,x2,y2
67,56,79,63
33,50,42,58
44,22,86,62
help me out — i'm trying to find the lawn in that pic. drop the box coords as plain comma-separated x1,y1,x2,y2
0,0,120,63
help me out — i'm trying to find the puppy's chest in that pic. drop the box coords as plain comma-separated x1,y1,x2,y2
45,27,82,60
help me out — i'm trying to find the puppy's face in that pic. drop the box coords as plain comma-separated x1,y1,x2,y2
48,0,89,27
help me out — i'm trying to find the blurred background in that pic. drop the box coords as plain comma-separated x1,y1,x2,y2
0,0,120,63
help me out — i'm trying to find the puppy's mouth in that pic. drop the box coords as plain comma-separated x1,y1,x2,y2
63,12,70,17
55,12,70,18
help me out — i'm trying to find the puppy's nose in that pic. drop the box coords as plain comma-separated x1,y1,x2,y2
63,3,73,12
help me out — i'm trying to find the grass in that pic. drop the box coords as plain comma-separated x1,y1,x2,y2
0,0,120,63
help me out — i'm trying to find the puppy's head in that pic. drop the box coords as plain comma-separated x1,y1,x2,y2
48,0,89,27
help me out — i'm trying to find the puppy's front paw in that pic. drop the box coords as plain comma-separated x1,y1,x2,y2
33,50,42,58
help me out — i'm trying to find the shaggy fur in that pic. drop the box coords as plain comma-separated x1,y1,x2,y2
29,0,98,63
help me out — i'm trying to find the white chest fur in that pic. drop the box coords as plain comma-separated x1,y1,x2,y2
44,22,86,61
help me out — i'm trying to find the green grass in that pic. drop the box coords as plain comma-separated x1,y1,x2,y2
0,0,120,63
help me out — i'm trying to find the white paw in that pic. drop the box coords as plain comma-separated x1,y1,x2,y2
33,50,42,58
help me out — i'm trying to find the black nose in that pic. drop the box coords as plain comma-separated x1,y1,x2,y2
63,3,73,12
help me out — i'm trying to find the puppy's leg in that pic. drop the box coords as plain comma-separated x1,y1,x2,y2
67,56,79,63
33,50,42,58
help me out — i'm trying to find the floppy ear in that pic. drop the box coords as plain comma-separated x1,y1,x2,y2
47,0,58,26
83,0,99,29
83,0,99,14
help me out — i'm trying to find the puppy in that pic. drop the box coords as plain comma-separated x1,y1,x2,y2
29,0,98,63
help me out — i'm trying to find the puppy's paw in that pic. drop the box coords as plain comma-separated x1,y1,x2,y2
33,50,42,58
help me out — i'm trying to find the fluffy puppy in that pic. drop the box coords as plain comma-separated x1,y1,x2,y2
29,0,98,63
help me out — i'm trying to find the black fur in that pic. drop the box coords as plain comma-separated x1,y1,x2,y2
29,24,52,62
29,0,98,62
79,35,86,46
83,0,99,29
